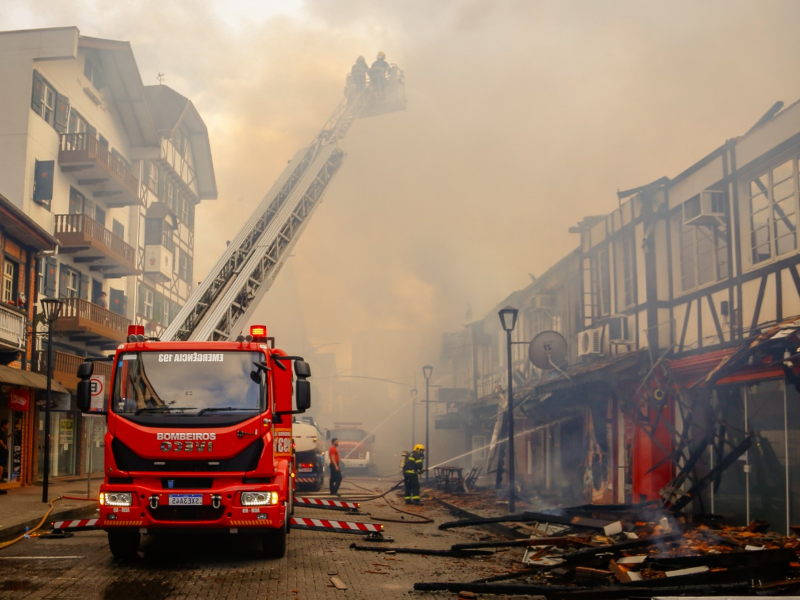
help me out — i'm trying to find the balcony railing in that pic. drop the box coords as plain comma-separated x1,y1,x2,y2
0,303,26,351
53,297,131,344
59,133,143,207
54,214,139,277
38,350,113,392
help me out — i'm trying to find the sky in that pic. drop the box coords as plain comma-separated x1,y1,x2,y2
4,0,800,387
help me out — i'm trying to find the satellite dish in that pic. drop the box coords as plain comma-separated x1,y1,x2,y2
528,330,568,370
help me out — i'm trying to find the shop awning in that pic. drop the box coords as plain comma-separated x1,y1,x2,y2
0,365,69,393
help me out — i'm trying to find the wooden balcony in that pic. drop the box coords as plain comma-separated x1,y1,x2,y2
59,133,143,208
52,297,131,346
40,350,113,393
54,214,140,278
0,303,26,352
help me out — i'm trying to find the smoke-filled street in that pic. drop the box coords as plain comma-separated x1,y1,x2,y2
3,1,800,598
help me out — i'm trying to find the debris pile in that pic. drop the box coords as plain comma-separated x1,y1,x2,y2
412,500,800,597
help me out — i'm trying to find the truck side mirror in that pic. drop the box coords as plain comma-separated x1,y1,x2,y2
326,430,331,440
294,360,311,378
296,379,311,411
76,361,94,412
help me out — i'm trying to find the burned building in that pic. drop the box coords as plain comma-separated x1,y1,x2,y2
442,98,800,532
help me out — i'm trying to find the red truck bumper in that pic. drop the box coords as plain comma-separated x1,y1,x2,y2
99,481,287,532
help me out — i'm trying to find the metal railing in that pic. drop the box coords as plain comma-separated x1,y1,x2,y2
54,213,136,265
59,133,141,200
0,303,25,349
58,297,130,337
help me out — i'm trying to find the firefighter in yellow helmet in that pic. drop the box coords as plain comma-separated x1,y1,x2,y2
403,443,425,504
370,51,389,92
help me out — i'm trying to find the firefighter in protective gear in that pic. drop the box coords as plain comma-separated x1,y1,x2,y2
403,444,425,505
370,51,389,92
351,56,368,92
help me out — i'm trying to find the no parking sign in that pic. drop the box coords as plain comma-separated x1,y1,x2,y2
90,375,105,412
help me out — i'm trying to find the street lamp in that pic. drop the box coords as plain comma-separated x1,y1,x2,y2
498,305,519,513
422,365,433,481
40,298,63,503
410,387,418,447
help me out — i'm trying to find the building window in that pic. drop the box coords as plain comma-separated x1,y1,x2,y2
83,57,106,89
67,109,90,134
749,158,799,265
143,161,159,193
31,71,69,132
112,219,124,241
676,214,729,292
178,251,192,282
143,288,154,320
173,129,187,156
2,260,17,305
66,270,79,298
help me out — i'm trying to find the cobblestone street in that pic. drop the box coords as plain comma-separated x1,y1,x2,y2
0,480,517,600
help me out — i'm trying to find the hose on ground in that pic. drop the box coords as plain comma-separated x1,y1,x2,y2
342,480,434,524
0,494,98,551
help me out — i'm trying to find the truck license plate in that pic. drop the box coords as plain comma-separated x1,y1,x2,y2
168,494,202,506
298,468,313,472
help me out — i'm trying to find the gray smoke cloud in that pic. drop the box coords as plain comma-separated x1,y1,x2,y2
3,2,800,446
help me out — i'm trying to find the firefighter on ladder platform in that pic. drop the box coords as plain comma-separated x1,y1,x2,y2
403,444,425,505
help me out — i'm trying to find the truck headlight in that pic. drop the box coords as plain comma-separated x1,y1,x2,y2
241,491,279,506
100,492,133,507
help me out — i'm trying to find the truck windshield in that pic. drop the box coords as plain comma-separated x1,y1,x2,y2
332,430,367,442
112,351,264,415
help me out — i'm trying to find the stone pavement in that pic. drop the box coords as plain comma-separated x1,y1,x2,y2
0,478,101,542
0,478,528,599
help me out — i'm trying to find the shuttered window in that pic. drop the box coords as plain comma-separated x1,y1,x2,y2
31,70,69,131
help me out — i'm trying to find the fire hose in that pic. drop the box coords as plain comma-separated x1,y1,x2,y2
0,495,98,551
338,480,434,524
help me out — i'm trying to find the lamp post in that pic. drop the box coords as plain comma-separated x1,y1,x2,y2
40,298,63,504
422,365,433,482
410,387,418,447
498,306,519,513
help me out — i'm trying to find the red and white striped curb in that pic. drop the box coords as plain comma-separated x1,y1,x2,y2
295,477,317,484
289,516,382,534
51,519,101,531
295,496,360,510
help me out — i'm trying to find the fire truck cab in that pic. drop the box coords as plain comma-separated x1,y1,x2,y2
327,422,375,473
75,324,311,560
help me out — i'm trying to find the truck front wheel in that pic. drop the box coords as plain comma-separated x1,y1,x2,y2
261,521,287,558
108,530,140,560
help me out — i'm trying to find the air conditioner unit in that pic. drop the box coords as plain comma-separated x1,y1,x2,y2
608,315,631,342
530,294,555,310
578,328,602,356
682,190,726,227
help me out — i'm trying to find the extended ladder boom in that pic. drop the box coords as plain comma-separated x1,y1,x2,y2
163,65,405,341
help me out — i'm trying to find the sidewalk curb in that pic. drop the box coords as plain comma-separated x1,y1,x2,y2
0,502,99,544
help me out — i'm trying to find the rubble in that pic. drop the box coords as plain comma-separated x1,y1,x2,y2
413,493,800,597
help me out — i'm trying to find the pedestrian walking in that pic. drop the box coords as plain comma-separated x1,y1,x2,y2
403,443,425,504
328,437,342,495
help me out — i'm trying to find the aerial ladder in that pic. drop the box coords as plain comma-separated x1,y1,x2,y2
163,63,406,342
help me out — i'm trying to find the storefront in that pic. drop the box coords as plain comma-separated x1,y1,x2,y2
0,367,69,487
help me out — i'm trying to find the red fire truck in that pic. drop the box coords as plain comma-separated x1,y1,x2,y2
328,423,375,473
69,62,405,559
75,324,311,559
